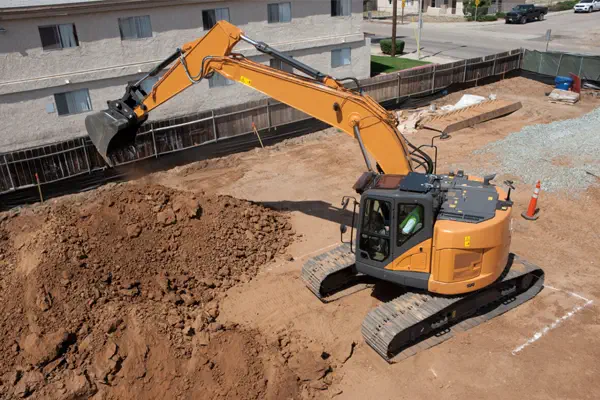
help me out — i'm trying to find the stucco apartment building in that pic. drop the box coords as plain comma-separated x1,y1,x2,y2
0,0,370,152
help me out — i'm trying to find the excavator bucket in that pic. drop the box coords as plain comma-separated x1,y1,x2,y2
85,108,142,166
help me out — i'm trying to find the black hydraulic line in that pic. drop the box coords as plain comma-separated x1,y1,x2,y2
241,35,327,82
134,49,183,87
353,125,373,172
405,139,434,174
337,77,363,93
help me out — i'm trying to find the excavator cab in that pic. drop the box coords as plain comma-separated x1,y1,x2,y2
355,173,436,290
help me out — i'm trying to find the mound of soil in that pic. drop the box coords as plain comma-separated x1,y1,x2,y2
0,183,330,399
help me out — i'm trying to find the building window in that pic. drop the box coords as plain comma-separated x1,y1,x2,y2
38,24,79,50
270,58,294,73
130,76,159,96
202,8,230,30
331,47,351,68
209,73,234,88
54,89,92,116
331,0,351,16
118,16,152,40
268,2,292,23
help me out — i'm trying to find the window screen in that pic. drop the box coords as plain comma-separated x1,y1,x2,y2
270,58,294,73
331,0,351,16
54,89,92,116
119,16,152,40
331,47,351,68
39,24,79,50
209,73,234,88
203,7,230,30
268,2,292,23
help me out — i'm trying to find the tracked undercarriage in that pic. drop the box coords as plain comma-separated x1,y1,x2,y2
301,244,545,362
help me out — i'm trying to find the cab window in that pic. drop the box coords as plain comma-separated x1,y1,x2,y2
359,198,391,261
397,204,424,246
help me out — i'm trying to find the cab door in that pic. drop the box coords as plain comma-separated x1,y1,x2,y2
390,196,434,273
356,196,394,271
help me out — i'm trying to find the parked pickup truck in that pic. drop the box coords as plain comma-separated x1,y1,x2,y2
505,4,549,24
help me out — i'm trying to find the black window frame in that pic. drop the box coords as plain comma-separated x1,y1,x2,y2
54,89,92,116
118,15,153,40
202,7,230,30
331,0,351,17
396,204,425,247
359,198,392,262
38,23,79,50
267,2,292,23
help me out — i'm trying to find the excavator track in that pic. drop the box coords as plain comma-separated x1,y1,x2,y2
362,255,544,362
301,244,360,301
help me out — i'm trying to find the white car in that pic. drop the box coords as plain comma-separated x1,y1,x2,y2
574,0,600,12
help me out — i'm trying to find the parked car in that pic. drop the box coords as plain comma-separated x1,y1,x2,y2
574,0,600,12
505,4,549,24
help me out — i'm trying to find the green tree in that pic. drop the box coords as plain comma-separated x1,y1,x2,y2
462,0,491,18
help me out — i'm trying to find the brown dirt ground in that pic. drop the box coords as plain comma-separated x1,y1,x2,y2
2,76,600,399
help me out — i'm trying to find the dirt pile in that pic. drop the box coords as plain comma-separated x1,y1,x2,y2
0,183,331,399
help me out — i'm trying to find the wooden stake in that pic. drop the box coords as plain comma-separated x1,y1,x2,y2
35,173,44,203
252,122,265,149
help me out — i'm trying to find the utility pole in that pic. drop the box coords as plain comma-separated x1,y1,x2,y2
392,0,398,56
417,0,423,59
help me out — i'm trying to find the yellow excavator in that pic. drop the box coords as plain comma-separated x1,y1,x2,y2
85,21,544,362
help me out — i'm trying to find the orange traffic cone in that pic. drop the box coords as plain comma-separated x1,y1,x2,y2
521,181,541,221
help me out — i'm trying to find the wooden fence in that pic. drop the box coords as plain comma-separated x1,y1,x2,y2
0,48,523,195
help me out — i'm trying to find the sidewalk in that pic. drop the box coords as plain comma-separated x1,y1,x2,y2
370,44,460,64
364,9,575,29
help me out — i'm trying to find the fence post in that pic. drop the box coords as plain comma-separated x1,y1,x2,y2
492,54,497,75
556,53,564,76
81,138,92,173
397,73,402,103
266,99,272,130
578,56,583,77
517,49,523,69
211,110,218,142
150,124,158,158
463,60,468,83
3,155,15,191
431,65,436,93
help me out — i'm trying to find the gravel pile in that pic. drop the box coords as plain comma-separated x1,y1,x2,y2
476,107,600,192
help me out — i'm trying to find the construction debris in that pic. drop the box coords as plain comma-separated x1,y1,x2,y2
421,99,522,134
548,89,580,105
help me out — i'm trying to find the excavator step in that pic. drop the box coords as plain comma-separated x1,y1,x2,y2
361,254,544,363
301,243,361,302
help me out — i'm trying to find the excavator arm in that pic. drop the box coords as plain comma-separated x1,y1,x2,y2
85,21,430,174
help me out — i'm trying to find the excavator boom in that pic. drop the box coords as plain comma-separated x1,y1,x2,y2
85,21,421,175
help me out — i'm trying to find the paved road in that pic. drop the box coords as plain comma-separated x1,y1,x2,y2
363,11,600,60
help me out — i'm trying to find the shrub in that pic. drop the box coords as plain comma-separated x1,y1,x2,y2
548,0,577,11
462,0,491,17
465,14,498,21
380,39,405,55
496,12,506,18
